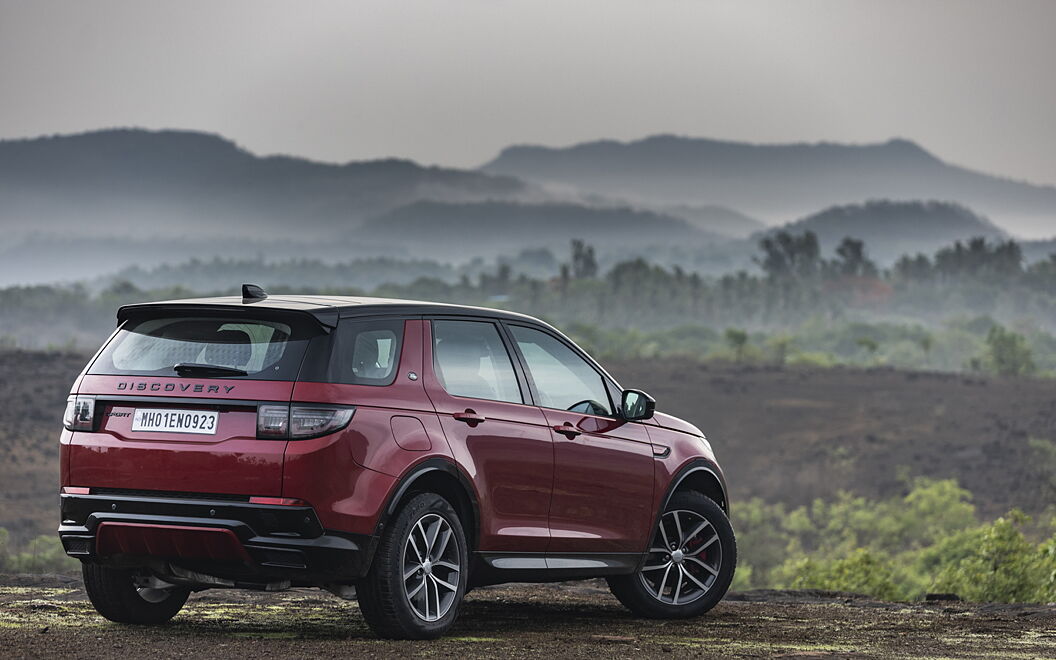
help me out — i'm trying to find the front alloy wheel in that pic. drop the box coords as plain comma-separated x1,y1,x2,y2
639,508,723,605
608,491,736,618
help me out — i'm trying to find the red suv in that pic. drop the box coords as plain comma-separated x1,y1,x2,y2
58,286,735,638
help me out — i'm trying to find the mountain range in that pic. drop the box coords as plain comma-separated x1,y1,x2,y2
1,128,1054,285
483,135,1056,239
360,200,709,259
0,129,530,239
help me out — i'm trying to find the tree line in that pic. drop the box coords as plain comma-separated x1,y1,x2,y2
3,233,1056,376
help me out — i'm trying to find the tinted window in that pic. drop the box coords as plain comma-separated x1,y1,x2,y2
509,325,612,415
90,316,314,380
433,320,522,404
325,318,404,386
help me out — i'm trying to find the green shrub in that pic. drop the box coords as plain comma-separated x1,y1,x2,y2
734,479,1056,602
0,529,80,574
0,527,9,571
926,511,1056,602
724,328,749,363
982,324,1036,376
786,351,837,368
777,549,899,601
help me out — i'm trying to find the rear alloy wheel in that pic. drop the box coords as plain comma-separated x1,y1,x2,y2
401,512,462,622
608,491,736,618
82,564,191,624
357,492,468,639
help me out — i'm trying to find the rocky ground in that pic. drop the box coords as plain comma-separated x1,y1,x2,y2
2,575,1055,659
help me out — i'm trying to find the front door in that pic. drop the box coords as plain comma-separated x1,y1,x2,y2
505,324,654,554
423,318,554,553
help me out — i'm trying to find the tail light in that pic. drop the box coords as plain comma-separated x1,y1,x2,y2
256,404,290,438
256,404,354,440
63,396,96,431
290,406,355,438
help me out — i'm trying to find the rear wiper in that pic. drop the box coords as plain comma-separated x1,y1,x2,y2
173,363,248,378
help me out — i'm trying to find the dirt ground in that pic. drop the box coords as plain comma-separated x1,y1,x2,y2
4,350,1056,545
0,351,87,545
610,360,1056,519
2,574,1055,659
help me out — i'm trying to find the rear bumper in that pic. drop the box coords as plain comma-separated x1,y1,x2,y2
58,492,376,585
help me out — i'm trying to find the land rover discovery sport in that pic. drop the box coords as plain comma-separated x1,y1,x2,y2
58,286,735,639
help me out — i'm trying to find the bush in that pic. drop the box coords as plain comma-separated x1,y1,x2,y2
982,325,1036,376
786,351,838,368
926,511,1056,602
0,529,80,574
734,479,1056,602
778,549,899,601
0,527,9,570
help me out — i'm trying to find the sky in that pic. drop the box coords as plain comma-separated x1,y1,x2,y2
1,0,1055,185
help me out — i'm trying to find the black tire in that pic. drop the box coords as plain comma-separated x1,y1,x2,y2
357,492,469,639
608,491,736,619
82,563,190,624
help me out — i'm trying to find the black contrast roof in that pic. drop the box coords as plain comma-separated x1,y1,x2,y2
116,294,547,329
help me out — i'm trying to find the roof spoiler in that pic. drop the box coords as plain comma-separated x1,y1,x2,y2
115,300,339,331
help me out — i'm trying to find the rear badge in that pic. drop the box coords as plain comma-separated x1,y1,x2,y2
115,381,236,394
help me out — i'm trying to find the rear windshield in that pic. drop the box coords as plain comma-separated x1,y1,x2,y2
89,315,317,380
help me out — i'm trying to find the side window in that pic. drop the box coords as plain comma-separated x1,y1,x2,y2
326,318,404,386
508,325,613,416
432,320,522,404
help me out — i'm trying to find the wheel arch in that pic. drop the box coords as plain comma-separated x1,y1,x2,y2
663,460,729,516
377,457,481,551
631,458,731,575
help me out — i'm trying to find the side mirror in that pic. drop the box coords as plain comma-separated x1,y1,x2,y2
621,389,656,421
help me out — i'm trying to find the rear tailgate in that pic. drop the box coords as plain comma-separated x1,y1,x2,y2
69,376,292,497
65,306,330,498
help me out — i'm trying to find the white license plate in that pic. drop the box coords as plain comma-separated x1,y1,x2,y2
132,409,218,435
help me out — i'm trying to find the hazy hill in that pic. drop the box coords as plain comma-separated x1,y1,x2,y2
1023,239,1056,264
4,128,1051,287
482,135,1056,239
360,200,714,258
0,128,529,240
107,256,461,293
755,200,1007,264
662,204,766,238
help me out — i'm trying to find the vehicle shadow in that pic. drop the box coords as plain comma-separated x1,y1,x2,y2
162,587,646,640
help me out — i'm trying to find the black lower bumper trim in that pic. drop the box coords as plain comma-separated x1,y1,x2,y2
58,493,376,583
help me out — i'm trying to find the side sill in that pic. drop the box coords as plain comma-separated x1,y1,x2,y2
471,552,640,586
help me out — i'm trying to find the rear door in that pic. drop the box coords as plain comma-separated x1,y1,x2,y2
422,318,554,553
68,311,321,497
